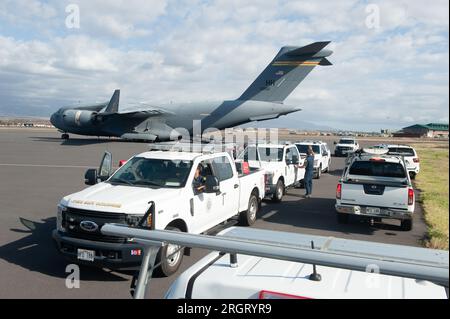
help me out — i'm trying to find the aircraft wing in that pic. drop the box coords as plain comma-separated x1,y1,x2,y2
113,108,174,119
72,102,109,112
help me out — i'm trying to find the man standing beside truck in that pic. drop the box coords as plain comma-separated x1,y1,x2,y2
303,147,315,198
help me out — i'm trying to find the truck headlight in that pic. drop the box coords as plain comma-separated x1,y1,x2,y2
57,204,67,232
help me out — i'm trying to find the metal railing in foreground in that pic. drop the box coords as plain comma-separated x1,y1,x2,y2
101,224,449,299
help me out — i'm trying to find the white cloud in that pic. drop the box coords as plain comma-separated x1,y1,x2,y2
0,0,448,130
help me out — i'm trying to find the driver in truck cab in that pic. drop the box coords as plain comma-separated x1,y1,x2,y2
192,164,206,193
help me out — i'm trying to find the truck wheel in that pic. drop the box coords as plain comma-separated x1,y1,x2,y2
400,219,413,231
240,192,258,226
337,213,349,224
272,179,284,202
156,226,184,277
315,165,322,179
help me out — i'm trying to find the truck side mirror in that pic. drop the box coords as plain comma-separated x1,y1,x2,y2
98,151,112,181
205,175,220,194
85,169,98,185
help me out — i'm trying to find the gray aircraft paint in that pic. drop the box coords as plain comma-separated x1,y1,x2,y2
50,42,333,141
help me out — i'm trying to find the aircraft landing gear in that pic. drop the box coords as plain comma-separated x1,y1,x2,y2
61,133,69,140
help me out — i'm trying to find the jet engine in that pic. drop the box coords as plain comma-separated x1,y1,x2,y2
62,110,97,127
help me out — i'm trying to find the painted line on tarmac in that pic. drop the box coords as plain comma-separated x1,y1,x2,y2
0,163,91,169
262,210,277,219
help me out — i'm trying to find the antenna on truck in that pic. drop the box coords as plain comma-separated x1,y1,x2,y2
308,241,322,281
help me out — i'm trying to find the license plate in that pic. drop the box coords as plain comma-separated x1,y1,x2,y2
77,249,95,262
366,207,380,215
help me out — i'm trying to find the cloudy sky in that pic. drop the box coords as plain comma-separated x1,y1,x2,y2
0,0,448,131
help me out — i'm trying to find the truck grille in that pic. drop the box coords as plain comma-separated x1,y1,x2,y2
64,207,128,243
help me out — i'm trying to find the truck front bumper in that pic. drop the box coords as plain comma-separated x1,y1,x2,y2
52,230,144,269
335,204,413,220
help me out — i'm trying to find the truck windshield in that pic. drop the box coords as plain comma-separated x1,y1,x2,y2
349,161,407,178
296,144,320,154
339,139,354,144
108,157,193,188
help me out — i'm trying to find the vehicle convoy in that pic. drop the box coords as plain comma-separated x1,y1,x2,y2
99,225,448,299
334,138,359,157
374,144,420,179
295,140,331,179
52,146,265,276
238,143,305,202
335,148,415,230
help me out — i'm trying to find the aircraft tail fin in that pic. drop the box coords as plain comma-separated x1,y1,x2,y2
104,89,120,113
238,42,332,102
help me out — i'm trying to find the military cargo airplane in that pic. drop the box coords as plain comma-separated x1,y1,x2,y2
50,42,332,141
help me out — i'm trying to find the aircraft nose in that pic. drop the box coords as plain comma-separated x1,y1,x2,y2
50,113,58,128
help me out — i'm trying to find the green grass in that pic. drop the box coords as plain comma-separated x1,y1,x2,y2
413,144,449,250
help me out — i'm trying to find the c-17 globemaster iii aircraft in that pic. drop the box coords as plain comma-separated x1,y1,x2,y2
50,42,332,141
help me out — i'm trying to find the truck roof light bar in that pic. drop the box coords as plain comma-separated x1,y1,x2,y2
149,141,237,154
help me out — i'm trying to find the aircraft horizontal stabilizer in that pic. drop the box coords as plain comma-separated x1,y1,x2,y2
319,58,332,66
286,41,331,57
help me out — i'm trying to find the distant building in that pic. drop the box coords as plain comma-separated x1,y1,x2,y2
393,123,449,138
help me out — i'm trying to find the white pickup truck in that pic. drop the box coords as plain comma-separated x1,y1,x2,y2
335,149,415,230
53,148,265,276
238,143,305,202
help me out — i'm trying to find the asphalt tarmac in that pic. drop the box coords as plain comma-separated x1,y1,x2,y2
0,128,428,298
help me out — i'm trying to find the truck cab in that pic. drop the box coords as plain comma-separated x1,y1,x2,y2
375,144,420,179
53,146,265,276
238,143,305,202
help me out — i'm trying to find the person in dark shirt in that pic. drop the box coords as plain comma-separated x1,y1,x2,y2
192,165,206,193
303,146,315,198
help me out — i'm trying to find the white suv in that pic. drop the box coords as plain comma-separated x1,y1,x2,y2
295,141,331,179
375,144,420,179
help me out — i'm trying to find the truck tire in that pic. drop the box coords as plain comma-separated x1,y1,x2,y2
315,165,322,179
337,212,349,224
272,179,284,202
400,219,413,231
156,226,184,277
239,192,258,226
